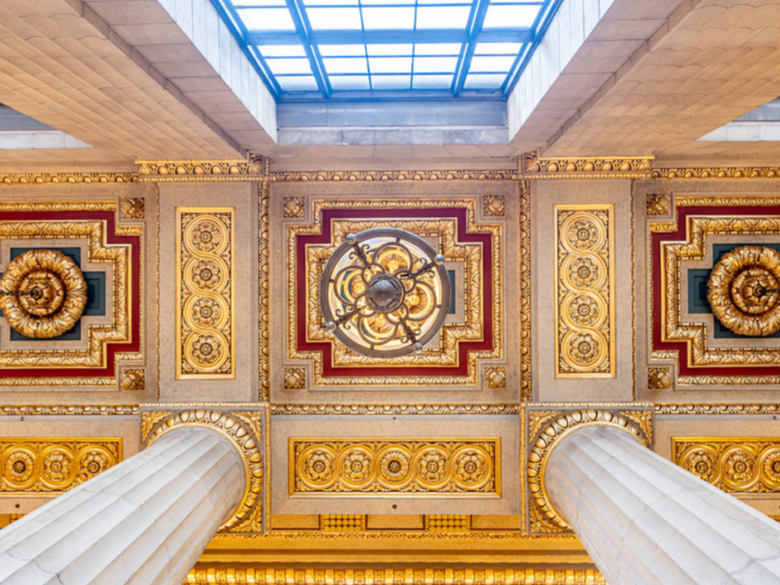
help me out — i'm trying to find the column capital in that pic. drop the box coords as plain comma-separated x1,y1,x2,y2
141,404,265,533
525,406,653,533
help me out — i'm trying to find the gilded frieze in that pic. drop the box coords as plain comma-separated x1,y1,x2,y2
136,155,264,181
289,438,500,497
0,202,143,386
286,198,502,387
649,198,780,384
259,177,270,401
554,205,615,377
674,438,780,494
521,151,652,179
519,181,531,400
271,170,519,182
176,208,235,379
185,568,606,584
271,404,520,415
0,438,121,493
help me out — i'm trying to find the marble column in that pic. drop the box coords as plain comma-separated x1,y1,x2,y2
546,425,780,585
0,426,244,585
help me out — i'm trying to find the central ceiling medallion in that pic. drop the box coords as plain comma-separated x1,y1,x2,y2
320,228,450,358
0,249,88,338
707,245,780,336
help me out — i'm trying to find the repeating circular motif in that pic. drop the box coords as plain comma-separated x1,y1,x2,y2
562,331,607,370
0,249,88,338
339,448,374,486
190,258,225,291
678,446,720,483
40,448,74,486
561,214,606,253
721,446,759,490
185,216,229,256
4,449,35,486
415,448,450,485
0,445,116,492
707,246,780,336
760,450,780,489
567,257,602,288
452,448,492,489
377,447,412,487
301,447,337,486
188,296,227,329
565,294,604,327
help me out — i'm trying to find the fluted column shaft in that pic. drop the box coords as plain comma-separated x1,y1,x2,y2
0,426,244,585
547,425,780,585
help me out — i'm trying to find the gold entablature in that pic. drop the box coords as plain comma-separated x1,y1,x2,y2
554,205,615,377
270,170,520,182
655,404,780,415
136,155,265,181
651,167,780,179
0,437,121,494
271,404,520,415
176,208,236,379
673,437,780,494
521,151,653,179
525,407,653,534
289,438,500,497
142,408,264,533
185,568,606,585
0,173,136,185
0,405,140,416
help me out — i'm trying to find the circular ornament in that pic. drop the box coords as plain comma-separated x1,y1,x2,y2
707,246,780,336
0,249,87,338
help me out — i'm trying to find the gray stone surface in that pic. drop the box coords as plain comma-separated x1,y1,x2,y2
547,425,780,585
0,427,244,585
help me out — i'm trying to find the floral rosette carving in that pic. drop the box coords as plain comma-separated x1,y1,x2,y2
707,246,780,337
0,249,88,338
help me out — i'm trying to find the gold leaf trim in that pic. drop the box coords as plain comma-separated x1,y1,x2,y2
521,151,653,179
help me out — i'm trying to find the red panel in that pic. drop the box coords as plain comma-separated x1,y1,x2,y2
295,208,494,378
651,205,780,377
0,210,141,379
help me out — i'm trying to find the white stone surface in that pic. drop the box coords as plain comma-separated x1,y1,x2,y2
547,425,780,585
0,426,244,585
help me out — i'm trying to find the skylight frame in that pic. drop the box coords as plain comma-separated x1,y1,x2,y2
211,0,563,100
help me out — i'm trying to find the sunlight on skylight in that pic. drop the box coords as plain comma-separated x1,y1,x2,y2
215,0,558,98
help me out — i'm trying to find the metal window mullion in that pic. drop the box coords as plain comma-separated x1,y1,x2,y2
451,0,490,96
285,0,333,97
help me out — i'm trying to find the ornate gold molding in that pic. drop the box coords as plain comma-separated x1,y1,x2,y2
321,515,366,532
142,408,263,533
674,437,780,493
271,170,519,182
554,205,615,377
0,405,139,416
520,181,532,400
0,437,121,493
120,197,145,219
646,194,670,215
482,194,505,217
185,568,606,584
120,369,145,391
651,167,780,180
526,408,652,533
283,368,306,389
424,514,470,532
136,155,265,181
176,208,235,379
521,151,653,179
647,367,672,390
290,438,500,497
655,404,780,415
0,173,135,185
484,367,506,388
283,197,306,218
271,404,520,415
259,174,270,401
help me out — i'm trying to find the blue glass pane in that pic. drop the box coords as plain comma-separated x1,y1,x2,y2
414,43,461,55
412,74,452,89
308,7,363,29
323,57,368,73
371,75,411,89
474,42,522,55
469,55,515,72
330,75,371,89
266,58,314,74
463,73,505,88
367,44,413,56
414,56,458,73
260,45,308,57
238,8,296,30
276,76,320,90
483,4,540,28
319,45,367,56
369,57,412,73
362,7,415,29
416,6,471,28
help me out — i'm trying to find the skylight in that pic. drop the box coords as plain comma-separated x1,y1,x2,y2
213,0,562,99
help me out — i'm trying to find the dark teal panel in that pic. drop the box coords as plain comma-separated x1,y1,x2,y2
448,269,455,314
11,247,80,264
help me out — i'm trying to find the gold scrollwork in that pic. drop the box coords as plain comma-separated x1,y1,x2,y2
707,246,780,336
0,249,88,338
142,409,263,532
290,438,500,497
185,568,606,584
176,208,235,379
527,409,652,533
0,438,121,493
674,438,780,493
521,151,653,179
554,205,615,377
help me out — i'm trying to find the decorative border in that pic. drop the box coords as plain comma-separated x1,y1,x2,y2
185,568,605,584
519,181,532,400
650,197,780,383
259,164,271,401
650,167,780,180
289,438,500,497
175,208,236,379
0,405,139,415
271,404,520,415
525,406,652,534
0,437,122,494
287,199,502,386
0,202,142,386
0,173,136,185
554,205,616,377
521,151,653,179
142,408,264,533
271,170,519,182
136,155,265,182
656,404,780,415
